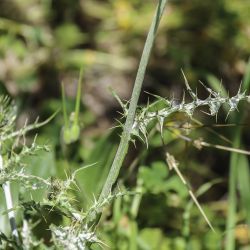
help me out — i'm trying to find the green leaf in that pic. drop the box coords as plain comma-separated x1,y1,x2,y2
164,176,188,198
139,228,170,250
139,161,168,193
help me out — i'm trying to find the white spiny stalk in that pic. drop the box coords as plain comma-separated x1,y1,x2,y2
0,149,20,243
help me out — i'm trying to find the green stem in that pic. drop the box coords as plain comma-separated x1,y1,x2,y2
98,0,168,202
74,67,83,126
225,58,250,250
226,145,238,250
61,82,69,128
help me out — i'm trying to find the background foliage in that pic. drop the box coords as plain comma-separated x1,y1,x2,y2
0,0,250,249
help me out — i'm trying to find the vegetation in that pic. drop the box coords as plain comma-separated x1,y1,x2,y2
0,0,250,249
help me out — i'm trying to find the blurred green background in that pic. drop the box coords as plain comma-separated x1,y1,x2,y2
0,0,250,249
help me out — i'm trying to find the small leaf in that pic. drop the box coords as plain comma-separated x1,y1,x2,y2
139,161,168,193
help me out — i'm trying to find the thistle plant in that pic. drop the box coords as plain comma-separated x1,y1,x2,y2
107,72,250,232
0,97,104,248
93,0,250,239
1,0,249,248
0,95,58,245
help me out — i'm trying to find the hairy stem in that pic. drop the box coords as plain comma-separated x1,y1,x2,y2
98,0,168,203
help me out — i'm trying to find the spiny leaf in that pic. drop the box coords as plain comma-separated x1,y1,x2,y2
124,76,249,145
181,69,196,100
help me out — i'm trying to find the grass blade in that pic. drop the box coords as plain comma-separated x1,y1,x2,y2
226,58,250,250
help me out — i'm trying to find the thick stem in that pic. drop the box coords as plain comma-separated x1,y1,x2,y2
98,0,168,203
